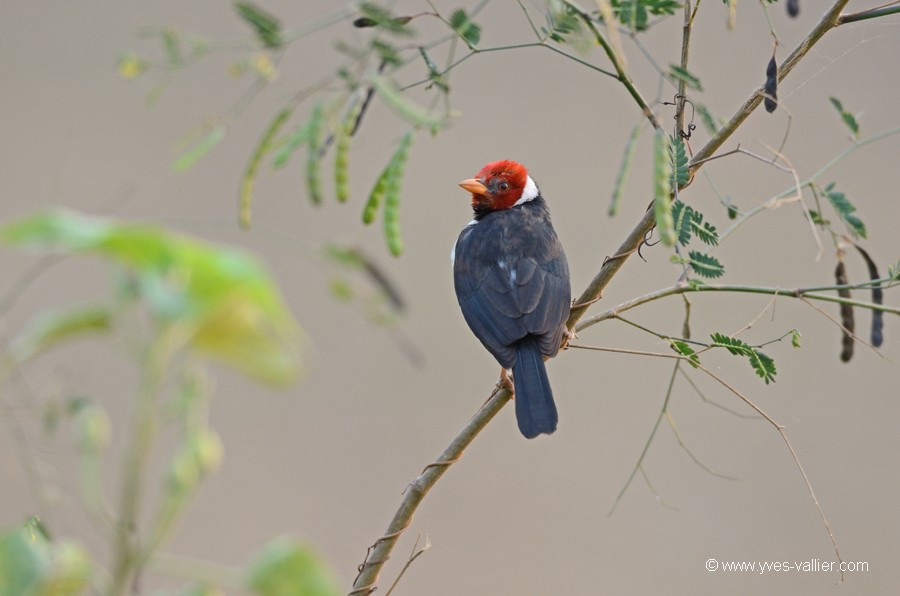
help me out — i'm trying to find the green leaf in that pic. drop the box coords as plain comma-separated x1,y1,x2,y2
174,125,227,172
383,132,414,256
668,64,703,91
824,184,867,238
449,9,481,46
671,200,719,249
12,306,112,363
609,122,641,217
272,120,313,170
545,3,582,42
161,28,183,67
235,1,282,47
791,329,801,348
0,523,92,596
370,75,444,133
669,339,700,368
240,106,295,228
695,103,719,135
610,0,680,32
2,210,306,385
710,332,777,384
688,250,725,278
672,200,692,246
670,135,690,187
354,3,414,36
246,537,340,596
652,131,676,246
829,96,859,138
370,39,401,67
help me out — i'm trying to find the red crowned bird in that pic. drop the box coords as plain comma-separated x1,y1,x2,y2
452,160,571,438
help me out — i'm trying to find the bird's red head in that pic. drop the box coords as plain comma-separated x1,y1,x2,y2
459,160,535,212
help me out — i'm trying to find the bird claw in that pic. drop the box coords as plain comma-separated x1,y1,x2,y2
498,368,515,395
560,326,576,350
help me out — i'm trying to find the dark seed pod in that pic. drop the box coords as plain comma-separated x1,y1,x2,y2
764,56,778,113
835,260,854,362
854,245,884,347
787,0,800,18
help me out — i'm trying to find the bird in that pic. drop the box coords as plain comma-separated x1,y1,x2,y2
452,160,571,438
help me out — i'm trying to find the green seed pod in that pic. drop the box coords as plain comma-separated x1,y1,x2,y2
306,104,324,205
334,101,361,203
384,132,413,256
362,166,389,224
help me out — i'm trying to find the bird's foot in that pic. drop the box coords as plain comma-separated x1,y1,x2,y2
498,368,515,396
560,326,577,350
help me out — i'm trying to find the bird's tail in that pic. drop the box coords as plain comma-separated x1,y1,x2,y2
512,337,558,439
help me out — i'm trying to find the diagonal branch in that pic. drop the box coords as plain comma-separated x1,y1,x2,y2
349,1,863,593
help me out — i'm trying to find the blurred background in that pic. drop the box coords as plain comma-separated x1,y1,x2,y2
2,1,899,594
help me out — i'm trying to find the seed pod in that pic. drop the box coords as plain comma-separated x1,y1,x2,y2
835,259,854,362
306,104,324,205
764,56,778,113
854,245,884,347
787,0,800,18
362,166,389,224
384,132,414,256
334,102,362,203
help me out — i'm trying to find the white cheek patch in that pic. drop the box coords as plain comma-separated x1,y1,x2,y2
513,175,539,206
450,219,479,265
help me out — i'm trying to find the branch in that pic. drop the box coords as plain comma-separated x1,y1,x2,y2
349,385,511,595
349,1,865,592
688,1,850,168
577,280,899,333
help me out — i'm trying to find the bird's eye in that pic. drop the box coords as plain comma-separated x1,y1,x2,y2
499,181,510,191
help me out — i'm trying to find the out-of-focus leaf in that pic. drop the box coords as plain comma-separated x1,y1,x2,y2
652,130,675,247
1,210,306,385
609,0,680,32
235,1,283,47
12,306,111,363
608,121,640,217
162,28,183,66
0,524,46,596
272,121,313,170
449,9,481,46
174,125,227,172
0,523,92,596
695,103,719,135
824,183,867,238
354,3,414,36
668,64,703,91
829,96,860,138
370,75,444,133
240,107,295,228
117,52,146,79
246,537,340,596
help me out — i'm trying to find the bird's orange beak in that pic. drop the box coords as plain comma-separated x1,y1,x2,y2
459,178,488,196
